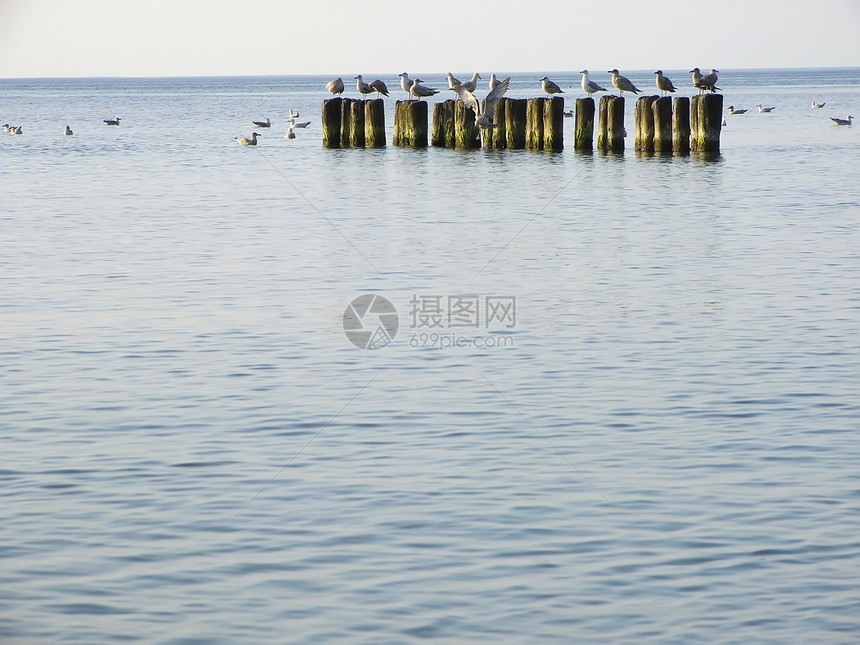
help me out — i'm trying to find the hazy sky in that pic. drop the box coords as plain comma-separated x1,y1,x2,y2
1,0,859,77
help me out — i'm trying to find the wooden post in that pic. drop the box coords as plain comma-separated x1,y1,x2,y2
526,98,545,150
673,97,690,153
364,98,385,148
486,97,506,149
691,94,723,152
543,96,564,151
455,100,480,148
322,98,342,148
634,96,657,152
340,98,354,148
652,97,673,153
598,96,625,152
393,100,428,148
505,99,527,149
431,100,455,147
350,99,365,148
574,98,595,151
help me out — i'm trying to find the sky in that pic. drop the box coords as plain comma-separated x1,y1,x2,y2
1,0,859,78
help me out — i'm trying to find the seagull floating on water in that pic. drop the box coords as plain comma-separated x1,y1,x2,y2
756,104,775,113
284,127,295,139
236,132,260,145
326,77,345,96
728,106,747,115
608,69,640,96
654,70,676,96
579,70,607,96
252,118,271,128
831,115,854,126
540,76,563,96
812,101,825,109
289,109,300,119
290,118,310,128
64,125,73,135
409,79,439,100
451,76,510,128
369,79,389,98
104,117,120,126
563,109,573,117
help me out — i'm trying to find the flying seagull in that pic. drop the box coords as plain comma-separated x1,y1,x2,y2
451,75,511,128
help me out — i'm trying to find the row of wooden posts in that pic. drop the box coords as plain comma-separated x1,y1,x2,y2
322,94,723,153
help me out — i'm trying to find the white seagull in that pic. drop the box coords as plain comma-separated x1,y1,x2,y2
489,73,501,91
289,118,311,128
289,109,300,118
236,132,260,145
252,118,271,128
451,76,510,128
812,101,825,109
756,104,776,113
399,72,415,98
410,79,439,100
608,69,640,96
830,115,854,125
579,70,607,96
462,72,481,93
104,117,120,125
64,125,73,135
540,76,563,96
654,70,676,96
325,77,345,96
446,72,462,90
728,106,747,115
284,127,295,139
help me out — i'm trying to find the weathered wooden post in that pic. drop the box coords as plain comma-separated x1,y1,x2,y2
364,98,385,148
691,94,723,152
322,97,342,148
431,100,455,147
455,100,480,148
350,99,365,148
634,96,657,152
574,97,595,151
393,100,428,148
505,98,527,149
652,97,673,153
543,96,564,151
340,98,354,148
526,98,545,150
598,96,625,152
673,97,690,153
486,97,506,149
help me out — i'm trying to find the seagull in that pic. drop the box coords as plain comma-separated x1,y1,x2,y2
563,109,573,117
489,73,501,91
104,117,120,125
812,101,825,109
446,72,462,90
410,79,439,100
728,106,747,114
831,115,854,125
284,127,295,139
252,118,271,128
64,125,73,135
236,132,260,145
698,69,720,93
369,79,389,98
355,75,374,99
289,109,300,118
12,125,22,134
462,72,481,93
289,118,310,128
690,68,703,90
579,70,607,96
451,76,510,128
654,70,676,96
540,76,563,96
399,72,415,98
756,104,775,113
325,77,345,96
608,69,640,96
722,117,727,126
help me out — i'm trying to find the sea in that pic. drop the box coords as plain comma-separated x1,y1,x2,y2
2,68,859,643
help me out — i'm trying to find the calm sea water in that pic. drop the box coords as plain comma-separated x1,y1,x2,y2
2,69,859,643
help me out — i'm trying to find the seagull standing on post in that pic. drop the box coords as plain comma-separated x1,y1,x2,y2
608,69,640,96
369,79,389,98
653,70,676,96
355,75,374,99
451,76,511,128
399,72,415,99
579,70,607,97
462,72,481,93
697,69,720,93
326,77,345,96
540,76,563,97
409,79,439,101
